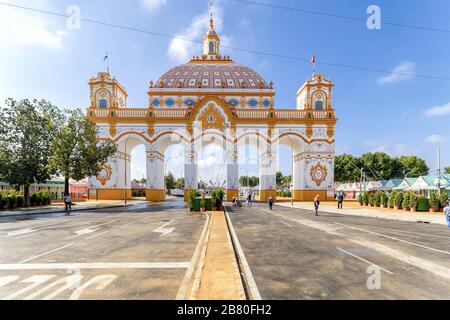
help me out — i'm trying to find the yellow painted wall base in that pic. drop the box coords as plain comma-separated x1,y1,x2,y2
226,189,239,202
95,189,132,200
293,190,332,201
146,189,166,202
259,190,277,202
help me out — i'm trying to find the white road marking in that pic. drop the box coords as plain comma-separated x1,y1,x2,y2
0,276,20,288
69,275,117,300
361,225,450,240
153,220,175,238
120,221,137,228
24,275,82,300
287,217,450,280
6,228,35,237
2,275,56,300
336,247,394,275
70,227,100,237
0,262,190,270
335,223,450,256
280,221,293,228
86,231,110,240
18,243,74,264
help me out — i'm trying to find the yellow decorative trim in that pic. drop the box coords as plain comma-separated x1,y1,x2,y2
95,189,132,200
146,190,166,202
226,189,239,202
293,190,332,201
259,190,277,202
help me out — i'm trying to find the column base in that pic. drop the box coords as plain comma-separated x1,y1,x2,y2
259,190,277,202
293,190,332,201
146,190,166,202
95,189,132,200
226,189,239,202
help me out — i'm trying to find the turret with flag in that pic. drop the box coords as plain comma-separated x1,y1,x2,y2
104,52,110,73
310,55,316,73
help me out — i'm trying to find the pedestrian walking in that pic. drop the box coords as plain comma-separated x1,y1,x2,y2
232,195,237,207
444,200,450,229
247,193,252,207
337,193,344,209
268,196,274,211
64,193,72,214
313,194,320,216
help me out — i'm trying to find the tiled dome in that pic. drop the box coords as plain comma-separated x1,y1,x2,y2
156,62,270,90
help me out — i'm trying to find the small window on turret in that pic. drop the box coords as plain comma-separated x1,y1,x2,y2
315,100,323,110
209,41,215,53
99,99,108,109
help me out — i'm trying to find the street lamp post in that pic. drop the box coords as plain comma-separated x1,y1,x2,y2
287,135,294,207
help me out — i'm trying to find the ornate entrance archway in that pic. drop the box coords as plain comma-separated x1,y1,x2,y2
86,15,337,202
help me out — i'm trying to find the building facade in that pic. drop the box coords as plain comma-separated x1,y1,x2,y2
87,15,337,202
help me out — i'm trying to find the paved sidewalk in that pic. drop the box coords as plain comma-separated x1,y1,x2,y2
277,201,448,226
0,200,148,218
196,211,245,300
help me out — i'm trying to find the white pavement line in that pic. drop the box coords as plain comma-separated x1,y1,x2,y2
335,223,450,256
289,217,450,280
262,209,274,215
18,243,74,264
120,221,137,228
0,262,190,270
280,221,293,228
86,231,110,240
6,228,35,237
362,225,450,240
336,247,394,275
225,207,262,301
176,213,211,300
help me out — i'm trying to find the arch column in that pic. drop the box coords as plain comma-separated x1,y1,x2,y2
259,149,277,202
146,149,165,202
226,146,239,201
184,148,199,200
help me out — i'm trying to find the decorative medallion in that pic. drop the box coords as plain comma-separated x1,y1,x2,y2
97,164,112,186
310,163,328,187
199,104,226,131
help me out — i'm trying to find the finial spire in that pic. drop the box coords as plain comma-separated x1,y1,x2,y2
210,14,214,30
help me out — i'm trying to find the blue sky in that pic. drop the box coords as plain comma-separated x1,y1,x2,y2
1,0,449,181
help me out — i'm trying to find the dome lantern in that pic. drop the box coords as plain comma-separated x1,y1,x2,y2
203,14,220,57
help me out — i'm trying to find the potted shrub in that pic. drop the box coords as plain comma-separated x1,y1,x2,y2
30,193,37,207
368,194,374,207
430,192,440,213
381,192,389,208
409,193,418,212
394,192,403,210
417,196,430,212
374,191,382,207
402,191,411,211
358,193,364,206
388,190,397,209
363,193,369,206
216,188,224,210
187,190,197,212
440,193,449,213
16,194,24,208
200,193,206,213
0,192,4,210
211,190,217,211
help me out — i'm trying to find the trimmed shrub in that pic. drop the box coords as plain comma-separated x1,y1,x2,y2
440,193,449,209
187,190,198,210
30,193,38,206
381,192,389,207
409,192,418,210
7,195,16,209
417,196,430,212
395,192,403,209
16,195,24,208
402,192,411,209
358,193,363,205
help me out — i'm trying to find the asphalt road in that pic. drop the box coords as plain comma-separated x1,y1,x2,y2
227,202,450,300
0,199,206,300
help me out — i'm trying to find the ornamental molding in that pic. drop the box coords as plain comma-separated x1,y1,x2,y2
310,163,328,187
96,164,113,186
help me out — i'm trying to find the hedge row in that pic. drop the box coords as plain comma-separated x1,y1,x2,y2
0,190,52,210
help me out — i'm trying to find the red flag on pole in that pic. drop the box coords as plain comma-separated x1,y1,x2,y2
310,56,315,65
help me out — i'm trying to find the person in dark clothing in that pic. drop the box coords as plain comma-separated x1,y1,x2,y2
314,194,320,216
268,196,274,210
337,193,344,209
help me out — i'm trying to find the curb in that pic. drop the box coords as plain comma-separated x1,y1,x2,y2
224,206,262,300
176,212,212,300
0,203,143,218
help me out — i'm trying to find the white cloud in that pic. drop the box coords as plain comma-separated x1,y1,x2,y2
425,102,450,117
377,62,416,85
140,0,168,11
364,139,419,157
0,1,66,51
425,135,446,144
168,4,227,63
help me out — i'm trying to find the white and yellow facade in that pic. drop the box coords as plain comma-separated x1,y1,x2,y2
86,16,337,202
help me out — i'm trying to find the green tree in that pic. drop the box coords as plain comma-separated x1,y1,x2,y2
175,177,185,190
443,166,450,174
165,172,176,190
49,109,117,195
398,156,429,178
276,171,284,188
334,154,362,182
0,99,61,207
